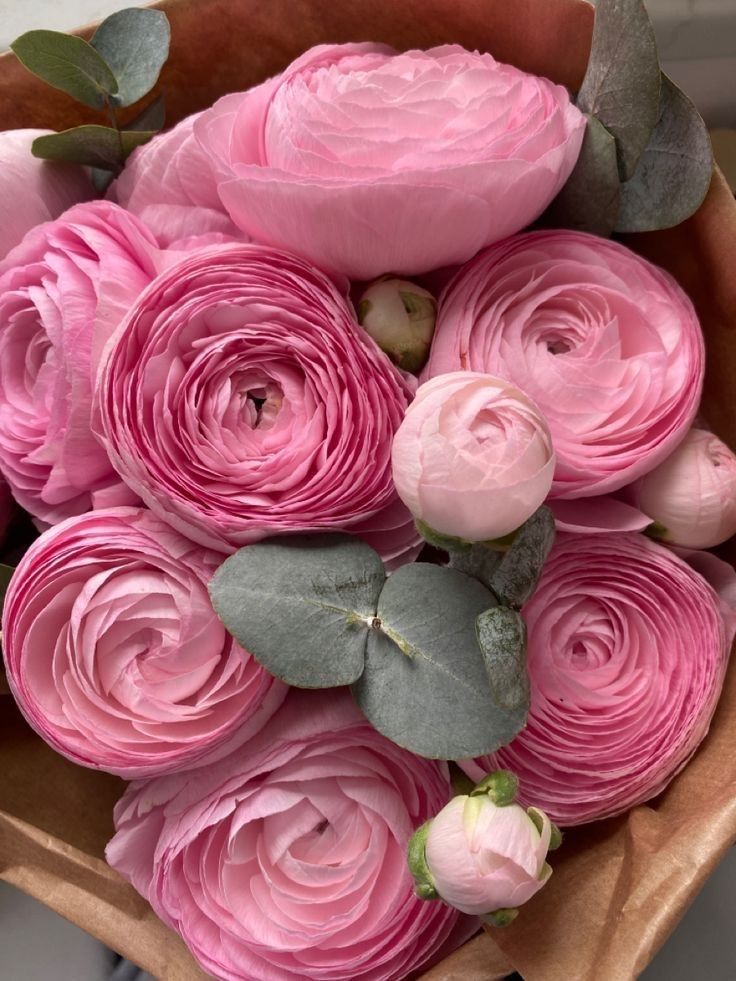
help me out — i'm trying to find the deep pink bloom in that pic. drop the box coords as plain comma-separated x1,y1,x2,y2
0,200,161,525
0,129,93,259
460,533,736,825
392,372,555,541
96,244,419,561
2,507,285,778
425,230,705,499
109,112,241,248
194,43,585,279
107,689,470,981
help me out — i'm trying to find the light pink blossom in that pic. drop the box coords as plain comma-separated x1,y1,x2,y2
107,689,471,981
425,230,705,499
2,507,285,778
194,43,585,279
461,533,736,825
392,371,554,541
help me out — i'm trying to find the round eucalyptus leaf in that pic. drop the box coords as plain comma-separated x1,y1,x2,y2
353,564,526,759
476,607,530,712
489,506,556,609
576,0,661,181
91,9,170,108
208,534,385,689
11,30,118,110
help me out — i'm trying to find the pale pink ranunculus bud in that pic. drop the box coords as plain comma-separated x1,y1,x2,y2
637,428,736,549
422,791,553,918
194,44,585,279
0,130,93,260
358,278,437,374
425,230,705,499
391,371,555,542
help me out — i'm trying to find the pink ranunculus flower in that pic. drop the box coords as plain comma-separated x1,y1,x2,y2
2,507,285,778
460,533,736,826
636,428,736,549
107,689,472,981
0,129,93,259
424,793,552,916
96,243,419,561
392,371,555,541
108,111,242,248
425,230,705,499
194,43,586,280
0,200,162,525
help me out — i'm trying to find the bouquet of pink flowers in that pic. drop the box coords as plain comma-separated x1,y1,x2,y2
1,1,736,978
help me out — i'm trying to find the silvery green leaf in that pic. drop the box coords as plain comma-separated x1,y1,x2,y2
32,126,155,170
448,542,504,591
476,607,529,712
353,564,526,759
615,74,713,233
209,534,385,688
489,506,556,609
577,0,661,181
544,114,621,236
91,9,170,108
11,30,118,110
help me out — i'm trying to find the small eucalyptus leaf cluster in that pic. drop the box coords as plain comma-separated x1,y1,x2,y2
546,0,713,235
11,9,170,186
208,506,555,760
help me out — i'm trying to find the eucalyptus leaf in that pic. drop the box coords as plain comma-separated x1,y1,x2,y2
476,607,529,712
576,0,661,181
544,114,621,236
448,542,503,591
32,126,156,170
123,93,166,133
91,9,170,108
353,564,527,759
615,74,713,233
11,30,118,110
489,507,556,609
209,534,385,688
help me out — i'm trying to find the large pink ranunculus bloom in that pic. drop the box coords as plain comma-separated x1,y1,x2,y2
425,230,705,499
109,112,242,248
392,372,555,541
0,129,93,259
107,689,472,981
460,533,736,826
193,43,585,280
2,507,285,778
0,200,161,525
96,243,419,560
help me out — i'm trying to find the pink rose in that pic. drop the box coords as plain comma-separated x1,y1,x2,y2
96,244,419,562
424,792,552,916
0,200,161,525
2,507,285,778
109,112,241,248
636,428,736,549
391,372,554,541
460,533,736,825
107,689,471,981
425,230,705,499
194,43,585,279
0,129,93,259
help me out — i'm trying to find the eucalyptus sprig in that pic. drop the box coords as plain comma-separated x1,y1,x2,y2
546,0,713,235
11,8,170,187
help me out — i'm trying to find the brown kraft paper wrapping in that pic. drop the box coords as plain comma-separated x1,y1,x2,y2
0,0,735,978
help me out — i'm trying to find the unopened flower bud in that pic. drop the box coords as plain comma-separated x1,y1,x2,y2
357,278,436,374
637,428,736,549
408,772,554,919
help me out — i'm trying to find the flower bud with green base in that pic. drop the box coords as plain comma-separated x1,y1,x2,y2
407,771,554,922
357,277,437,374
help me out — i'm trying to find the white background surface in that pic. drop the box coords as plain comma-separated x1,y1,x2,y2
0,1,735,978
